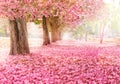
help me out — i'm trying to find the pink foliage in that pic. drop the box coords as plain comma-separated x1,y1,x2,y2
0,0,104,23
0,0,39,20
0,43,120,83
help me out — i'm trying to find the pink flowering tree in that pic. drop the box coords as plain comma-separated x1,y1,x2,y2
0,0,104,54
0,0,33,55
35,0,104,44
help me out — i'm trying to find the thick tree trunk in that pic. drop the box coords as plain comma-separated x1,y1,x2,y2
42,15,50,45
51,26,61,42
9,18,30,55
48,16,61,42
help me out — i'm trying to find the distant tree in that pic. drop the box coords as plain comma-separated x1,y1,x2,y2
35,0,104,43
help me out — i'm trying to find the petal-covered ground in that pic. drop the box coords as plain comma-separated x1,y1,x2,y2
0,40,120,84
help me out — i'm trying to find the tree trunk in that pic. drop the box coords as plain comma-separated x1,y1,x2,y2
85,32,88,42
42,15,50,45
9,18,30,55
48,16,61,42
100,24,105,44
4,27,9,37
100,33,103,44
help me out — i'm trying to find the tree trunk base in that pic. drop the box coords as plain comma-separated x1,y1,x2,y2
48,16,61,42
42,16,50,45
9,18,30,55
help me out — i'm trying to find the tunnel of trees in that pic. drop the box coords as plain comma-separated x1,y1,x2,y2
0,0,104,55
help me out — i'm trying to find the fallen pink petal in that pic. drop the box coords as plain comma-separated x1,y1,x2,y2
0,41,120,83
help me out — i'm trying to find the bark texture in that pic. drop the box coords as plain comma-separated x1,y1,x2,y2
9,18,30,55
42,15,50,45
48,16,61,42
